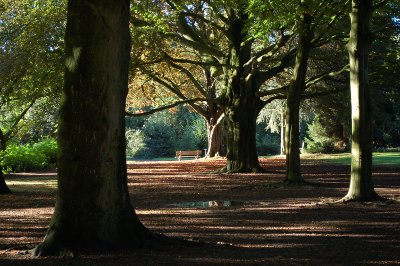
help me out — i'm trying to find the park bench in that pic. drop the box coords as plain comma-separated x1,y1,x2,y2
175,150,202,160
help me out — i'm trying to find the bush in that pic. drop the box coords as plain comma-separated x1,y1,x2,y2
126,108,208,158
126,129,147,158
304,117,334,153
0,139,57,172
32,138,58,164
142,116,176,158
256,133,280,155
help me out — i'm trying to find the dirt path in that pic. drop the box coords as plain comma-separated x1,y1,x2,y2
1,158,399,265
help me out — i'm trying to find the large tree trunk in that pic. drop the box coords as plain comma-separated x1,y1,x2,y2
32,0,151,256
221,11,263,173
285,11,313,184
224,96,263,172
206,117,224,157
342,0,381,201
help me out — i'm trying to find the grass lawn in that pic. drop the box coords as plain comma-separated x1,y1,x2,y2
300,152,400,166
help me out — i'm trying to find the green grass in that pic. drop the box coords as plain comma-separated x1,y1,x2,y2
301,152,400,166
5,176,57,192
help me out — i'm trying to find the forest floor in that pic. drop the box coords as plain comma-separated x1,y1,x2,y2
0,157,400,265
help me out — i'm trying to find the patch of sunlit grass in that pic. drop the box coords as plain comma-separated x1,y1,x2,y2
299,152,400,166
5,177,57,192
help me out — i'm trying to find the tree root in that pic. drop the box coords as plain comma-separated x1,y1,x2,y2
30,231,74,258
336,194,390,204
318,194,396,206
215,166,266,174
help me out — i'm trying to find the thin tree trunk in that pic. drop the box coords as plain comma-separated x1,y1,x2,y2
32,0,152,256
285,11,313,184
342,0,382,201
0,130,11,194
280,110,286,155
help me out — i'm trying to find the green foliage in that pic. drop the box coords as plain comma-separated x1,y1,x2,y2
256,124,280,155
31,138,57,164
126,108,207,158
0,138,57,172
141,112,177,158
190,118,207,148
126,129,147,158
0,0,64,145
304,116,334,153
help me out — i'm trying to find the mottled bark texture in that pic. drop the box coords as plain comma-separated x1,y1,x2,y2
285,11,313,184
205,117,224,157
342,0,382,201
32,0,151,256
222,11,264,173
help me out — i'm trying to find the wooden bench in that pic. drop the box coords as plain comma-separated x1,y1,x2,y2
175,150,202,160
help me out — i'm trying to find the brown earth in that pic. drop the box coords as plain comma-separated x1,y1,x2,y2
0,157,399,265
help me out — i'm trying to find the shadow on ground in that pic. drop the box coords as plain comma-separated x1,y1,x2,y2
1,158,399,265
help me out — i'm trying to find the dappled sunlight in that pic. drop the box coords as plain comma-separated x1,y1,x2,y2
1,159,400,264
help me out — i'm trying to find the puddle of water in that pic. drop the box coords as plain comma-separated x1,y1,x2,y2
169,200,270,208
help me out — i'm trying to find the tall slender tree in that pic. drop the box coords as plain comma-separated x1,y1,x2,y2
341,0,384,201
33,0,152,256
284,2,314,184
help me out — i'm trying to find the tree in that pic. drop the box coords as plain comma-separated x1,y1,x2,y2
341,0,385,201
32,0,152,256
254,0,349,181
0,0,65,194
131,0,298,172
284,2,314,184
127,52,225,158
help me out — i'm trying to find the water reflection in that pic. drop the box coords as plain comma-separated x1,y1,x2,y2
169,200,270,208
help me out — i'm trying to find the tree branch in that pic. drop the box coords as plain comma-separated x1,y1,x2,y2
305,64,349,88
245,32,293,68
256,48,297,86
164,58,209,98
182,11,227,34
163,52,226,68
140,68,186,99
256,85,289,97
126,98,208,117
4,99,36,141
163,32,224,58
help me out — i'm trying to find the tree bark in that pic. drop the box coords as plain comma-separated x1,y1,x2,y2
285,11,313,184
32,0,151,256
342,0,382,201
221,10,263,173
224,96,263,172
205,117,224,157
0,171,11,194
280,110,286,155
0,130,11,194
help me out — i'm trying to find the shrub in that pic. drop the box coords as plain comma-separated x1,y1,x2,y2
126,129,147,158
256,133,280,155
304,116,334,153
0,138,57,172
32,138,58,164
142,117,176,158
